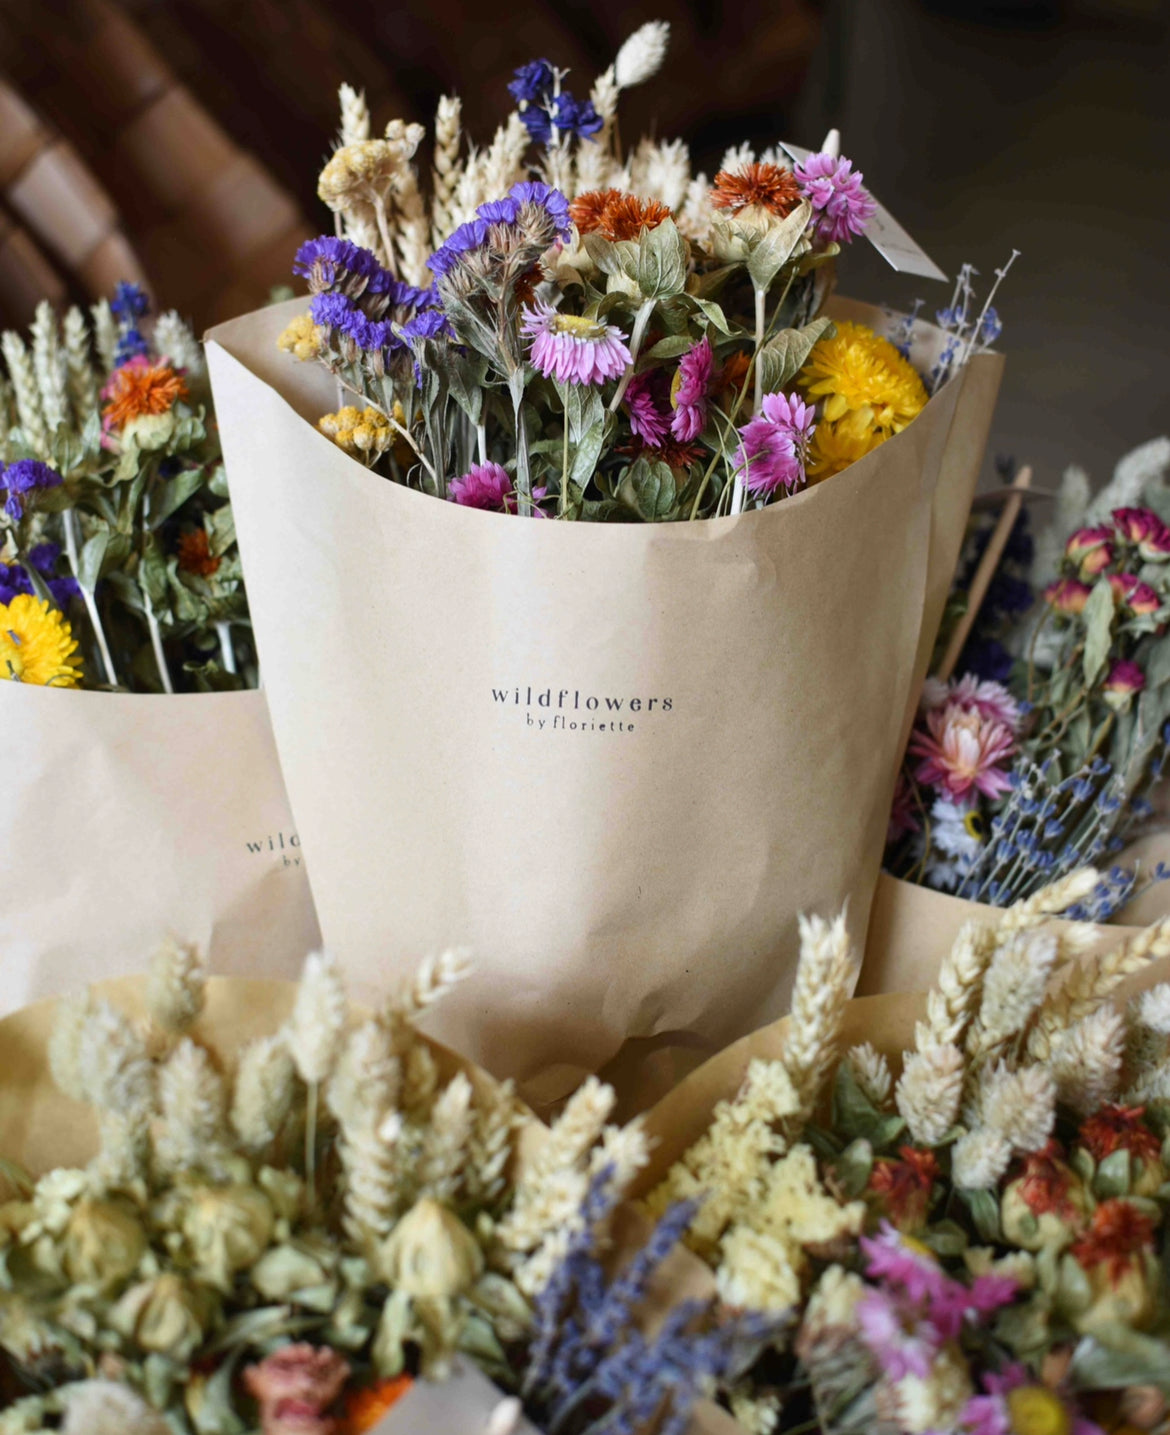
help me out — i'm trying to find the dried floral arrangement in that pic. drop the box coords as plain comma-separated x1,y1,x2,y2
0,946,768,1434
887,438,1170,913
0,286,253,692
279,21,1005,522
647,870,1170,1434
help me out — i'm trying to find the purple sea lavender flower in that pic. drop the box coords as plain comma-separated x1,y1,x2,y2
794,152,876,245
294,235,386,295
2,459,63,520
477,197,522,226
624,370,672,447
400,309,453,342
736,392,816,497
670,337,713,442
429,218,491,279
519,104,553,144
521,301,631,386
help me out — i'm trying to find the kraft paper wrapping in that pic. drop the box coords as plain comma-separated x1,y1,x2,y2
205,297,1002,1104
0,686,320,1015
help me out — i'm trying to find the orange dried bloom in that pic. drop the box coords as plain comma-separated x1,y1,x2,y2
1079,1105,1162,1167
344,1376,414,1433
1071,1199,1156,1285
571,189,672,241
710,162,803,217
1016,1140,1082,1221
868,1146,939,1228
176,529,221,577
715,350,752,400
102,358,188,430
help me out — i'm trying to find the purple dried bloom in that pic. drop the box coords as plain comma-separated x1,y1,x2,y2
110,281,150,321
671,337,714,442
736,390,815,497
400,309,452,342
551,91,603,139
0,562,30,604
794,152,877,246
294,235,387,296
521,301,631,386
624,371,672,446
510,180,572,239
855,1287,938,1381
309,293,396,352
429,218,491,278
2,459,63,520
508,59,554,105
519,104,553,144
860,1223,950,1305
477,197,521,226
449,463,515,512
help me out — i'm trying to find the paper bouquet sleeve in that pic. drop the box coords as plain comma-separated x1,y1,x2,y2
206,298,1001,1104
0,686,320,1017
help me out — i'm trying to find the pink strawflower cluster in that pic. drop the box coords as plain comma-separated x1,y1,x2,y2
449,462,516,511
794,151,877,246
624,370,673,446
856,1225,1017,1383
910,675,1020,801
737,392,816,496
520,301,632,386
952,1364,1105,1435
671,337,713,441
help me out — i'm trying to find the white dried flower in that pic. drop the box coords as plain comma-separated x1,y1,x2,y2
338,82,371,147
231,1035,296,1151
392,948,472,1023
89,1110,150,1193
463,1079,519,1205
999,868,1100,935
1,330,48,456
629,137,691,211
30,302,68,433
1137,983,1170,1035
431,95,463,246
588,1117,650,1190
48,991,93,1103
918,919,997,1051
342,1112,402,1242
60,1380,170,1435
978,1062,1055,1152
896,1044,964,1146
847,1043,892,1107
968,930,1060,1060
75,1001,154,1116
951,1128,1012,1190
154,1038,229,1176
287,950,347,1086
89,300,118,372
1049,1007,1125,1115
614,20,671,88
1087,436,1170,525
152,311,203,376
718,1223,801,1312
416,1072,474,1203
146,937,206,1035
783,910,857,1127
889,1344,972,1434
721,142,755,173
327,1020,400,1132
62,306,98,424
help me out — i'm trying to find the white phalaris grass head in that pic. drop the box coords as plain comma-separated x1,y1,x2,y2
613,20,671,89
287,950,347,1086
146,937,207,1035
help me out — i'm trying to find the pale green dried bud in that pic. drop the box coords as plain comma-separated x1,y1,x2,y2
379,1197,483,1298
250,1242,334,1302
109,1273,216,1360
183,1183,274,1289
63,1199,146,1287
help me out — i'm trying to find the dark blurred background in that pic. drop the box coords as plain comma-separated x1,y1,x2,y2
0,0,1165,484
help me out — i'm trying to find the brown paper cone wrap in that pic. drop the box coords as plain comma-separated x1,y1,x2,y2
0,686,320,1015
205,297,1002,1103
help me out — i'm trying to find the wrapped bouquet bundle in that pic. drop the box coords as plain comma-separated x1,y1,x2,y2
0,947,765,1434
0,291,318,1012
632,876,1170,1433
206,21,1004,1099
870,437,1170,994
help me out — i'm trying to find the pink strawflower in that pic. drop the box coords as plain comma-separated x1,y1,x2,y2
1065,525,1113,562
860,1224,950,1305
736,392,816,496
670,336,714,441
929,1270,1018,1341
1113,506,1170,560
909,701,1016,800
449,462,516,511
520,301,631,386
794,151,877,246
888,770,920,843
924,673,1024,737
1044,576,1093,614
624,369,672,447
956,1366,1106,1435
1109,572,1161,615
855,1287,938,1381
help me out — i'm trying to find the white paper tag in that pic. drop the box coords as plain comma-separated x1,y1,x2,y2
371,1361,542,1434
779,142,949,283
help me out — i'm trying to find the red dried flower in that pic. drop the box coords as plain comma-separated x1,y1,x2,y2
614,433,705,471
1079,1104,1162,1167
1015,1140,1082,1222
1071,1199,1156,1285
710,162,803,218
868,1146,940,1229
571,189,673,241
176,529,221,577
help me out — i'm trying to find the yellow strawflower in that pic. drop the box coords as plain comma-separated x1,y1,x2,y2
1005,1387,1072,1435
318,404,400,464
806,419,885,482
277,313,325,362
0,595,83,687
799,320,928,440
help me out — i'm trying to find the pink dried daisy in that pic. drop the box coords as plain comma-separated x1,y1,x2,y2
854,1288,938,1381
935,673,1024,737
623,369,672,447
736,391,816,496
670,336,714,441
860,1224,950,1305
794,151,877,246
520,301,631,387
909,701,1016,801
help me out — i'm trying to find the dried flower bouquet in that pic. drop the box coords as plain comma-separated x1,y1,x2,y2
0,286,251,693
280,21,1005,522
0,947,765,1435
638,869,1170,1433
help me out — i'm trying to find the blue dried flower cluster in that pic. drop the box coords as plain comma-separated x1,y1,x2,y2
428,180,571,280
295,236,448,358
508,59,602,145
110,281,151,365
0,541,78,608
1,458,63,521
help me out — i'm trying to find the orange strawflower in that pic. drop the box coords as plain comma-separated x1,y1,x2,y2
710,162,803,218
1079,1105,1162,1167
344,1376,414,1433
102,356,188,430
715,351,752,400
571,189,672,241
176,529,221,578
1071,1199,1156,1285
868,1146,939,1229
